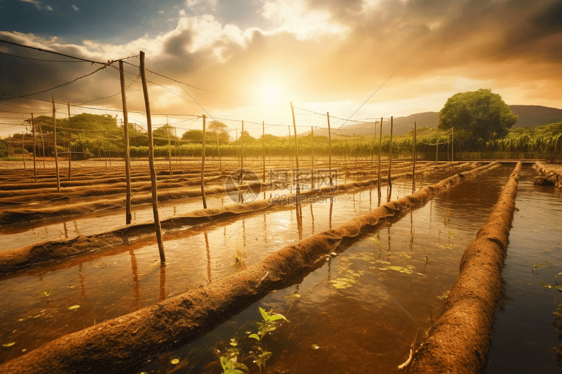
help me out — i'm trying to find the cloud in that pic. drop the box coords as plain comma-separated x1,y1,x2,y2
2,0,562,136
186,0,218,13
72,5,79,12
19,0,52,11
159,10,165,14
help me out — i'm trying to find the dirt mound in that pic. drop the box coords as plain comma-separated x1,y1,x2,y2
405,162,521,374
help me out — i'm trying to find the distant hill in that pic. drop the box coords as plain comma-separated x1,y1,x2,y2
298,105,562,137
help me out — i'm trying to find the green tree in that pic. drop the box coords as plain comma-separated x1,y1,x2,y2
182,129,204,143
439,89,518,142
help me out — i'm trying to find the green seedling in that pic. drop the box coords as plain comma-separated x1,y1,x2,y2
249,307,288,342
540,281,562,291
533,262,553,273
220,345,248,374
232,243,247,267
250,347,272,374
38,288,55,297
448,231,456,239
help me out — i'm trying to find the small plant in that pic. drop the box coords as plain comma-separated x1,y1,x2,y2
38,288,55,297
249,307,288,342
448,231,455,239
533,262,553,273
232,242,247,267
373,236,381,249
250,347,272,374
220,344,248,374
444,209,451,225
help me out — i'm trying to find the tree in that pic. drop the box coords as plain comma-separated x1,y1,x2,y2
439,89,518,142
182,129,204,143
153,124,179,146
207,120,231,144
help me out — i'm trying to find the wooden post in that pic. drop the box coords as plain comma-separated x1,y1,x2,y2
52,97,61,192
168,131,172,179
288,126,293,170
435,137,439,166
38,119,46,169
32,113,37,182
388,116,393,189
240,120,244,175
451,127,455,162
140,50,166,263
378,117,383,192
119,60,132,225
201,115,208,209
262,121,266,183
371,120,377,169
413,122,417,185
290,102,300,196
235,128,239,168
22,131,26,169
67,103,71,181
216,125,222,172
311,126,315,190
327,112,332,186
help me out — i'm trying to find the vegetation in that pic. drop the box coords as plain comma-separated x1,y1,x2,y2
439,89,518,142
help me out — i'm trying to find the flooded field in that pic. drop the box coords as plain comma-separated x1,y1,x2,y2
0,162,560,373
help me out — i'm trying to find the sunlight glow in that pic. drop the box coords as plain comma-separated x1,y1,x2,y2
260,84,283,106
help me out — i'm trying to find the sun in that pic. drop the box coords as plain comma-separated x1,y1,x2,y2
261,84,282,106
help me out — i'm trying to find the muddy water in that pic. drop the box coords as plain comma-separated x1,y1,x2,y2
488,167,562,373
0,167,466,364
118,165,515,374
0,167,406,251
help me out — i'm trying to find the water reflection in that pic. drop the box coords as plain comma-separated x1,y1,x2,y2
204,233,211,284
159,264,166,302
129,249,140,311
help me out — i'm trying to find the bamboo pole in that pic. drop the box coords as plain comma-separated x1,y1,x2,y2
67,103,71,180
378,117,383,195
168,132,172,179
22,131,26,169
216,125,222,172
327,112,332,186
311,126,315,190
262,121,266,183
119,60,132,225
371,120,377,168
388,116,393,190
451,127,455,162
240,120,244,175
140,51,165,263
201,115,208,209
32,113,37,182
288,126,293,170
413,121,417,187
38,119,46,169
290,102,300,196
52,97,61,192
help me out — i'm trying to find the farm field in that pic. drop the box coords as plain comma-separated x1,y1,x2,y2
0,156,560,373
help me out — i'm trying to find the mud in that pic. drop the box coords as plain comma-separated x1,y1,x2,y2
533,161,562,188
405,162,521,374
0,162,475,274
0,162,500,374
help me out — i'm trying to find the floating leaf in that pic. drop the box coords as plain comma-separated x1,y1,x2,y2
248,334,260,340
2,343,15,347
68,305,80,310
312,344,320,350
171,358,179,365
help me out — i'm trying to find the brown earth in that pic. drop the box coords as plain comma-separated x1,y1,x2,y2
405,162,521,374
0,162,500,374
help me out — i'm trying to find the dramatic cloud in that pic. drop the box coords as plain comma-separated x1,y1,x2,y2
19,0,52,11
1,0,561,137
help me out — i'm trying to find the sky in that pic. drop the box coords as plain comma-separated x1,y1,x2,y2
0,0,561,138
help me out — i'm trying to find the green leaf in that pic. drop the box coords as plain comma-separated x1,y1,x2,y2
248,334,260,341
2,343,15,347
68,305,80,310
268,314,288,322
171,358,179,365
259,307,269,322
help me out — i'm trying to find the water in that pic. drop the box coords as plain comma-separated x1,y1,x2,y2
129,166,516,373
488,167,562,373
0,167,469,365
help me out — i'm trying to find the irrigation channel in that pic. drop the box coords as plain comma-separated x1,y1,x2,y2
0,161,560,373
